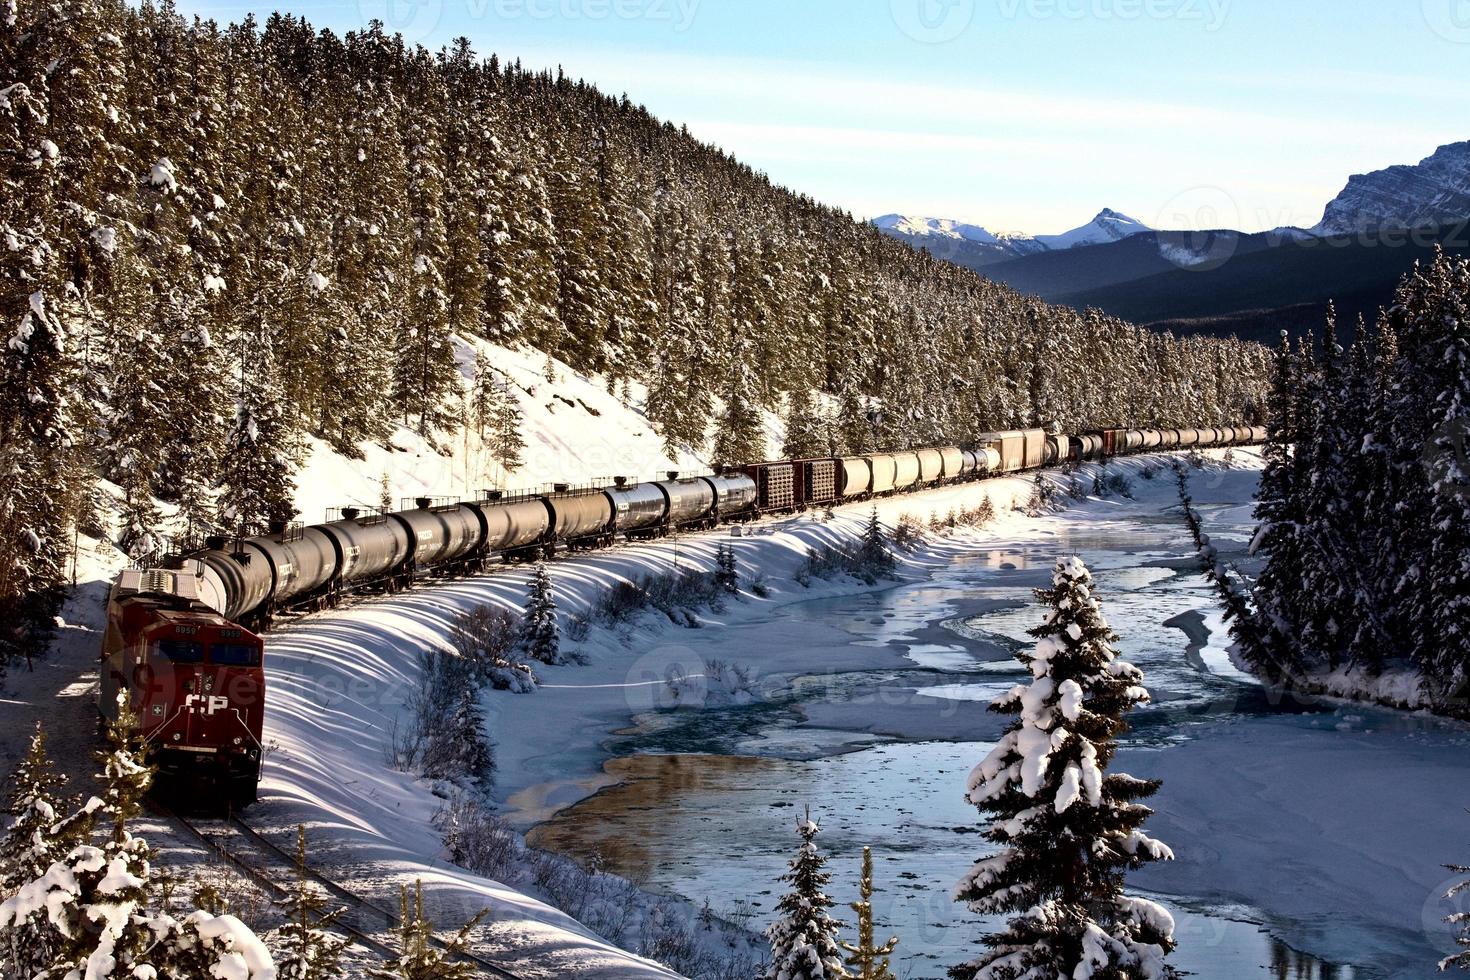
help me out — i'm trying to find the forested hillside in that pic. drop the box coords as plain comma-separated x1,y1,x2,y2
0,0,1270,673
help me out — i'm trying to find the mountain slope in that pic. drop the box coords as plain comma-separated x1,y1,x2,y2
1052,222,1470,343
1315,140,1470,235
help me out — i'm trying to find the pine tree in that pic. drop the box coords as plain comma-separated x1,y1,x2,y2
1442,858,1470,972
1249,332,1306,670
711,354,766,468
715,543,739,594
783,387,829,460
0,723,91,977
764,812,848,980
840,847,897,980
424,686,495,792
858,508,896,579
1,695,275,979
953,557,1177,980
518,564,561,665
271,825,350,980
368,880,485,980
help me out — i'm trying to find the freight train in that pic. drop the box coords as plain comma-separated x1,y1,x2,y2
100,422,1264,803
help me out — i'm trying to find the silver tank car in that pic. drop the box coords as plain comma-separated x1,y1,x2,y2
246,528,339,607
659,478,717,527
321,514,411,586
193,548,274,622
608,483,668,534
390,504,484,568
703,473,758,517
545,490,615,542
475,499,552,553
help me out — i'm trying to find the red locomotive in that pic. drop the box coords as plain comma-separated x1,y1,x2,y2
99,568,265,807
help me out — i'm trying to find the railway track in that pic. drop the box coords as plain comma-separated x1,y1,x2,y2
156,803,526,979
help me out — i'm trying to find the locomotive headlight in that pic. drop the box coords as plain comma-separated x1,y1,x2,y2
233,737,242,745
172,733,181,741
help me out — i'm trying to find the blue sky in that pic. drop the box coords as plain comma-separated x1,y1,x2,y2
175,0,1470,233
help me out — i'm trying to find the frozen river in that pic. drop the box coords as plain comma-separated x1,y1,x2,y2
520,466,1470,979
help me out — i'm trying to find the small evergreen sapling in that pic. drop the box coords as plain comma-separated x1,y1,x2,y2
518,565,563,665
765,812,848,980
952,557,1177,980
841,847,897,980
858,508,896,580
271,825,350,980
368,880,486,980
714,542,739,594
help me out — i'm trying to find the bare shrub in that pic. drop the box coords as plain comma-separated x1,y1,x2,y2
450,604,535,692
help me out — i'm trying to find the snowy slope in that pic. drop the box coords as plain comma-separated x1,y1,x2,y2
291,337,778,524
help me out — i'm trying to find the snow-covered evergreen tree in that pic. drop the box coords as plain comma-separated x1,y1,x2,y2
715,543,739,594
423,686,495,792
764,813,848,980
0,696,275,979
840,847,897,980
518,565,562,665
368,880,484,980
953,556,1177,980
270,825,350,980
711,348,766,468
783,388,829,460
858,508,896,579
0,723,94,977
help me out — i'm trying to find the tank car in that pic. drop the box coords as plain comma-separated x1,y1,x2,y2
659,476,719,530
838,457,872,498
100,568,265,807
867,454,899,495
893,452,922,490
607,480,669,537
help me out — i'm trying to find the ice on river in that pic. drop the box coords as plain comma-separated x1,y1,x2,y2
526,460,1470,980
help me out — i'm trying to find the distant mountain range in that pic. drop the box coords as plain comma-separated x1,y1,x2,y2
872,208,1150,267
875,140,1470,342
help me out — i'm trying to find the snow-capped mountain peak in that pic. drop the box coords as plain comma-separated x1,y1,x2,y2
1035,208,1150,249
1314,140,1470,236
871,213,1003,245
874,208,1152,264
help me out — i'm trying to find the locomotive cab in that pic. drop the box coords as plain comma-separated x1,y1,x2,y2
100,569,266,808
